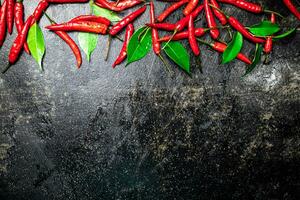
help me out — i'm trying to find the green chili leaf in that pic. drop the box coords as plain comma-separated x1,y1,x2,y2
27,22,45,70
222,32,243,64
242,44,263,77
127,27,152,66
163,41,190,73
249,21,280,37
92,3,121,22
78,32,98,62
273,28,296,40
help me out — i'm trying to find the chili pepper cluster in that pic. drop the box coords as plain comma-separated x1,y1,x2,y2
0,0,299,74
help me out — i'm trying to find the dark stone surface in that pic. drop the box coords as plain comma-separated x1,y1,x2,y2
0,1,299,199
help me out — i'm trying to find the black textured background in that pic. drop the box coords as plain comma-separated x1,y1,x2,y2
0,0,300,199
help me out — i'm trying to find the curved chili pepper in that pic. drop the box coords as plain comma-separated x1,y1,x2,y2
150,1,160,55
283,0,300,20
0,0,7,47
46,21,108,34
14,0,30,54
70,15,110,26
95,0,143,12
210,0,227,25
183,0,199,16
204,0,219,39
32,0,49,24
211,41,252,64
113,23,134,68
7,0,14,34
46,0,88,3
9,15,34,64
157,0,189,22
109,5,146,36
159,28,206,42
264,14,275,54
228,16,265,43
218,0,262,13
188,15,200,56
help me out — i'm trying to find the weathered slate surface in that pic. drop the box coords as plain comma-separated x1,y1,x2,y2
0,1,299,199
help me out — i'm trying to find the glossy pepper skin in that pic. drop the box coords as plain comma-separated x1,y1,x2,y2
46,0,89,3
0,0,7,47
204,0,219,39
150,1,160,55
157,0,189,22
183,0,199,16
9,15,34,64
113,23,134,68
210,0,227,25
283,0,300,20
95,0,142,12
264,14,275,54
32,0,49,24
188,15,200,56
159,28,206,42
228,16,265,43
7,0,14,34
14,0,30,54
109,5,146,36
70,15,111,26
211,41,252,64
46,21,108,34
218,0,262,13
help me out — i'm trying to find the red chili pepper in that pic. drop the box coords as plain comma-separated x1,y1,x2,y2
7,0,14,34
70,15,111,26
46,0,88,3
9,15,34,64
283,0,300,20
0,0,7,47
113,23,134,68
14,0,30,54
188,15,200,56
228,16,265,43
159,28,206,42
183,0,199,16
210,0,227,25
146,23,176,31
218,0,262,13
109,5,146,36
264,14,275,54
95,0,142,12
150,1,160,55
32,0,49,24
211,41,252,64
204,0,219,39
157,0,189,22
46,21,108,34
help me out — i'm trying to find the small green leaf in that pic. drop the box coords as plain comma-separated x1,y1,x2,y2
92,3,121,22
222,32,243,64
163,41,190,73
249,21,280,37
27,22,45,70
273,28,296,40
78,32,98,62
127,27,152,66
243,44,263,77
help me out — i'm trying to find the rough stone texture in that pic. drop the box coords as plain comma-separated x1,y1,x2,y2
0,1,299,199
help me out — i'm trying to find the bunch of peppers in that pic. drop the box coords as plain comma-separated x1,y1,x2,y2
0,0,299,74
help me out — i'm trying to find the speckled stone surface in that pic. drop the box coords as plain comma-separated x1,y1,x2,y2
0,1,299,199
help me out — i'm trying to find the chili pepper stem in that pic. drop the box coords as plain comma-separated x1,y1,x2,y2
209,4,229,18
162,30,177,50
158,53,173,75
264,10,284,19
2,64,12,74
196,38,211,47
115,35,124,42
44,12,56,24
105,35,112,61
